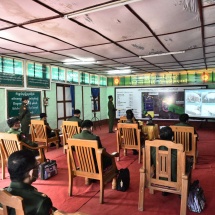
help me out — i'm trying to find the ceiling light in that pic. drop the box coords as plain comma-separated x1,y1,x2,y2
139,51,186,58
63,61,97,65
65,0,143,18
107,69,132,74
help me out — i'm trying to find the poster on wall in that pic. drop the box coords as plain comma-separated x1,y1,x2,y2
115,86,206,120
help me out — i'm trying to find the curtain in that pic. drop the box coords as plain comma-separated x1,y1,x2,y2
70,85,75,115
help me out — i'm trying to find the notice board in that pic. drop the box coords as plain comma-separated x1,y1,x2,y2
7,90,42,118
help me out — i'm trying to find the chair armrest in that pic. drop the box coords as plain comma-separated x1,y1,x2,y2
20,142,47,150
98,148,119,158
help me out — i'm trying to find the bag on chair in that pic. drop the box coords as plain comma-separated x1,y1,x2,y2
187,180,206,213
39,159,58,180
116,168,130,192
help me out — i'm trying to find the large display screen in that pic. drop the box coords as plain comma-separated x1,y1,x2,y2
184,89,215,118
115,86,206,120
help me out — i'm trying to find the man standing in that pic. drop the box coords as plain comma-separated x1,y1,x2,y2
19,96,31,139
108,95,116,133
67,109,83,127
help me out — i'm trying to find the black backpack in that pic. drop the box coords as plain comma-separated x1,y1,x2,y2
116,168,130,192
187,180,206,213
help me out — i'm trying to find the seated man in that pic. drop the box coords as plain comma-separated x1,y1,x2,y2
2,150,70,215
124,110,145,155
67,109,83,127
40,113,62,147
175,113,199,139
73,120,112,171
7,117,42,157
151,126,192,195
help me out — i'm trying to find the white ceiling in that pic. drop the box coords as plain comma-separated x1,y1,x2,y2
0,0,215,76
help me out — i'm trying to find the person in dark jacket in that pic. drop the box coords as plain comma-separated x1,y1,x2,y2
108,95,117,133
19,96,31,139
2,150,71,215
67,109,83,127
40,113,62,147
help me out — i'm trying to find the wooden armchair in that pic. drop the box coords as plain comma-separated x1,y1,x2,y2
0,189,25,215
30,120,59,152
62,121,81,153
170,125,197,169
138,140,190,215
0,132,46,179
67,139,118,204
116,123,142,163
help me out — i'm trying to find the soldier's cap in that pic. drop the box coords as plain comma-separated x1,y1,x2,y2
7,117,20,128
40,113,47,119
22,96,29,101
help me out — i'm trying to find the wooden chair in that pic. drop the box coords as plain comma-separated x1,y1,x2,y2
0,132,46,180
62,121,81,153
0,189,25,215
116,123,142,163
30,120,59,152
118,116,136,123
67,139,118,204
138,139,190,215
170,125,197,169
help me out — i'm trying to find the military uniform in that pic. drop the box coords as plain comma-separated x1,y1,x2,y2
4,182,55,215
8,128,39,156
19,102,31,138
73,130,112,170
108,100,116,132
67,116,83,127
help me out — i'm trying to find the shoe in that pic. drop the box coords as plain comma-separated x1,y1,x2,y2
109,131,115,133
162,192,169,196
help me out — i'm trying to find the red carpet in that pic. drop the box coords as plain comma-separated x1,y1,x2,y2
0,123,214,215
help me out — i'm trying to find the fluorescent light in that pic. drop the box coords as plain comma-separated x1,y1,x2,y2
139,51,186,58
65,0,143,18
107,69,131,74
63,61,97,65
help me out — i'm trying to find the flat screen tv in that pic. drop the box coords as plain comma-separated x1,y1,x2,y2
184,89,215,118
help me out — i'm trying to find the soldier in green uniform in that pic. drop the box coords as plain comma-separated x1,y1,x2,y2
19,96,31,139
3,150,55,215
108,95,117,133
7,117,46,158
73,120,113,171
67,109,83,127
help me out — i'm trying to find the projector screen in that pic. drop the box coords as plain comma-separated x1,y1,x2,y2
115,86,206,120
184,89,215,118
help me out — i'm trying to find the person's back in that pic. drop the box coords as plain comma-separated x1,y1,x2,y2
73,120,112,170
67,109,83,127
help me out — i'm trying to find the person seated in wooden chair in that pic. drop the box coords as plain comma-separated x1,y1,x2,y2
151,126,192,196
124,110,145,155
7,117,44,157
1,150,70,215
175,113,199,140
40,113,63,147
67,109,83,127
73,120,114,173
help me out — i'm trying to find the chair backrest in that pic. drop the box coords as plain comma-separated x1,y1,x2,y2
117,123,140,148
118,116,136,123
0,189,25,215
169,126,195,152
144,139,186,191
62,121,81,143
0,133,20,161
67,139,102,180
30,120,47,142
